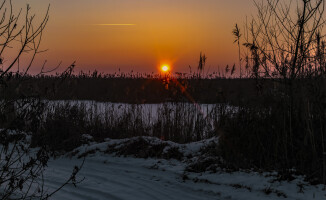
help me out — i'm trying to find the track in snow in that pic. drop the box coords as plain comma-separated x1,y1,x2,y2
43,155,222,200
41,150,326,200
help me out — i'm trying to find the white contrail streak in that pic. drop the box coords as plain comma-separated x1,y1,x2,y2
93,24,136,26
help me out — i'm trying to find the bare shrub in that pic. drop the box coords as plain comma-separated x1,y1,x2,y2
219,0,326,184
0,1,82,198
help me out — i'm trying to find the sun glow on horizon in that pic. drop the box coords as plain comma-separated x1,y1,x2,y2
161,65,170,72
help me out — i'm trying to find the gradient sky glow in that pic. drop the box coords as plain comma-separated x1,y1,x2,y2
18,0,255,74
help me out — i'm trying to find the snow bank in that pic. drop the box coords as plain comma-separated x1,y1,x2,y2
71,136,219,160
3,131,325,200
45,143,326,200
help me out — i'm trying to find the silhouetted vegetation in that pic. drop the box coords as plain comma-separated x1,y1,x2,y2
0,1,82,199
218,0,326,185
28,101,221,151
1,72,271,104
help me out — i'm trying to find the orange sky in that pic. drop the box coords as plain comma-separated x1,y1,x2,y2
15,0,255,74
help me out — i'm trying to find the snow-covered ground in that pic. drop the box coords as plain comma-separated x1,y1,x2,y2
41,137,326,200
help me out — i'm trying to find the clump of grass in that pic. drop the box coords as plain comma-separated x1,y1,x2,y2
31,103,86,152
28,101,224,152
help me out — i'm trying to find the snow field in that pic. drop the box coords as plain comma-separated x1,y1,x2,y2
42,137,326,200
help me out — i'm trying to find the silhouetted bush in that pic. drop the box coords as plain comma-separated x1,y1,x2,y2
218,0,326,184
32,104,86,152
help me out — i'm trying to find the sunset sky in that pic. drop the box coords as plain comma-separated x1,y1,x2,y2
17,0,255,74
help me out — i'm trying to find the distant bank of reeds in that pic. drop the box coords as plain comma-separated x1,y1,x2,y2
0,71,269,104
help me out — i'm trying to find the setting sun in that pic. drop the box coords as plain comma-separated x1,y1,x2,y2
161,65,170,72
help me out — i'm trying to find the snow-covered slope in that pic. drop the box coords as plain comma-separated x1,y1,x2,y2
42,137,326,200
